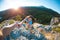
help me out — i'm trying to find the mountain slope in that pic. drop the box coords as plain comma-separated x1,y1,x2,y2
0,6,60,24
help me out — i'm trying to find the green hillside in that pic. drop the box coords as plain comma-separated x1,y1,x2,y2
0,6,60,24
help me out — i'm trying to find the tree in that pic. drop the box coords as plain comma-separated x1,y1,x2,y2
9,19,15,25
13,15,22,21
0,24,2,28
52,27,60,33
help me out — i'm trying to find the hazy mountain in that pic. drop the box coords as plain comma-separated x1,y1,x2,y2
0,6,60,24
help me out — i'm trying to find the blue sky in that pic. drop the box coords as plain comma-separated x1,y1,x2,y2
0,0,60,13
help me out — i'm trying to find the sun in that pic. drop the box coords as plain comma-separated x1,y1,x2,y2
11,3,21,11
12,6,19,10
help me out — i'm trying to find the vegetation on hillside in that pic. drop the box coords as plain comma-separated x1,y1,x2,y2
52,27,60,33
13,15,22,21
0,6,60,24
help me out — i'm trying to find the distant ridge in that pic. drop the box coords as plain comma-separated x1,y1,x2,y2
0,6,60,24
